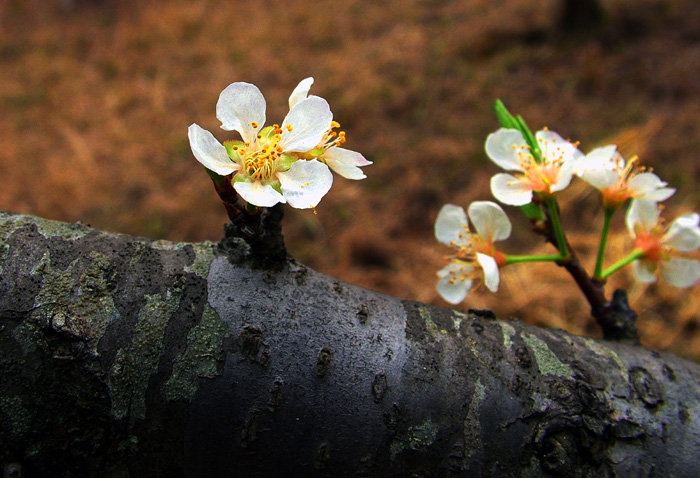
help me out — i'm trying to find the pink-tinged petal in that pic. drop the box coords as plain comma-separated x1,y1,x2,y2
550,161,575,193
323,147,372,180
278,159,333,208
660,258,700,288
536,129,581,163
578,168,619,190
664,213,700,252
188,124,240,176
435,204,469,247
216,82,266,144
288,77,314,109
437,263,473,304
490,173,533,206
278,96,333,152
632,260,658,283
467,201,511,243
485,128,527,172
476,253,500,292
626,199,660,237
234,181,286,207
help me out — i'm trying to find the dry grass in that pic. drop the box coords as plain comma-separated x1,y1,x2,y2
1,0,699,359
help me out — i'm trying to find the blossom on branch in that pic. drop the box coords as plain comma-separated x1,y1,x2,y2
625,199,700,288
434,201,511,304
575,145,675,210
485,128,583,206
188,79,336,209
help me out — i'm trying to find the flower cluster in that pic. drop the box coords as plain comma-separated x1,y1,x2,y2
189,78,371,209
435,103,699,305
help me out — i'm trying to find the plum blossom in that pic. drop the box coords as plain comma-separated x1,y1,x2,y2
188,78,334,208
575,145,675,210
486,128,583,206
625,199,700,288
434,201,512,304
286,78,372,180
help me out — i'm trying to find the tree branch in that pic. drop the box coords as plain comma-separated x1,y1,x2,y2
1,211,698,477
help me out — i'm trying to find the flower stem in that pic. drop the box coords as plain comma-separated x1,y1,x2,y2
546,197,569,258
505,253,564,265
594,208,615,280
602,249,645,279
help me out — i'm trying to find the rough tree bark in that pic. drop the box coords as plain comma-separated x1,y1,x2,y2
1,211,699,478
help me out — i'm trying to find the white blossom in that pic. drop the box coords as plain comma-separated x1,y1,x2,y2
435,201,511,303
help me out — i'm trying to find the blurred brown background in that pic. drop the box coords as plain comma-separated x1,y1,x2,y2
1,0,699,359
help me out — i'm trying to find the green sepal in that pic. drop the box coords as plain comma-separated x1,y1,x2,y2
224,140,245,159
231,173,247,184
275,154,298,172
518,202,545,221
203,166,226,185
307,147,326,158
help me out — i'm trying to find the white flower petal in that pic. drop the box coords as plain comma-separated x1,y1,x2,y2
576,145,618,175
660,258,700,288
643,187,676,202
632,260,658,283
536,129,582,163
467,201,512,243
323,147,372,180
628,172,669,197
476,253,500,292
490,173,533,206
626,199,660,237
278,159,333,208
216,82,266,144
664,213,700,252
436,263,473,304
550,160,575,193
234,181,286,207
578,168,619,190
435,204,469,247
485,128,527,172
188,124,239,176
288,77,314,109
661,257,700,289
278,96,333,152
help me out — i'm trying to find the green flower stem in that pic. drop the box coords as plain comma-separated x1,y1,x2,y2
505,253,565,265
546,197,569,258
593,208,615,280
602,249,645,279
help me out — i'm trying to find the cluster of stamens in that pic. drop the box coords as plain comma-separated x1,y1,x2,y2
319,121,346,150
230,122,289,181
508,133,578,194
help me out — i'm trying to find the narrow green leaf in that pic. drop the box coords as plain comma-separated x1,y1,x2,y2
494,99,519,129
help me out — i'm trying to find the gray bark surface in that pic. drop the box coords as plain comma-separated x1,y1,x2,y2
0,211,699,477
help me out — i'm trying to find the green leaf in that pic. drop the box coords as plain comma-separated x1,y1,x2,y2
515,115,541,162
494,100,519,129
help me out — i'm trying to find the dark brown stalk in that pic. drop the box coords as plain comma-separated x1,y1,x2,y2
538,202,639,343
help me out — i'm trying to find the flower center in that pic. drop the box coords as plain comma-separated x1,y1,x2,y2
235,123,285,181
634,230,664,263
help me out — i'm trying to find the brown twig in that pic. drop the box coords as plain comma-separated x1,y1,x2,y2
538,201,639,343
212,176,287,269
